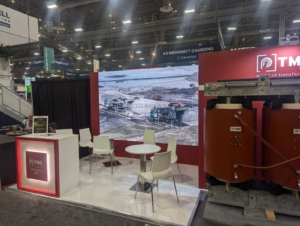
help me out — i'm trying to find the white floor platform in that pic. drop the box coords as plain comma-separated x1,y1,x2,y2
11,156,201,225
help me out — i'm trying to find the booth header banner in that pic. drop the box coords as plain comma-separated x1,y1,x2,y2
64,71,90,78
30,57,71,68
156,44,221,63
0,5,38,46
199,45,300,81
44,46,55,74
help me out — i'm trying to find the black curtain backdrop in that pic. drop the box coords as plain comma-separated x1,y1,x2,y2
31,79,91,134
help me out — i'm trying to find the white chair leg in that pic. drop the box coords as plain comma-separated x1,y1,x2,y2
89,154,93,174
150,182,154,213
110,154,113,174
176,163,183,183
135,175,140,199
172,177,179,203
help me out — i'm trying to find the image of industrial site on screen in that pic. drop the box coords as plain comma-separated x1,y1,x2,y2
98,65,198,146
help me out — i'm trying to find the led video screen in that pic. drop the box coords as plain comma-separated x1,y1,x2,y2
99,65,198,146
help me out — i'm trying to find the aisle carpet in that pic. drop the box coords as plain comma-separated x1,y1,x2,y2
0,189,177,226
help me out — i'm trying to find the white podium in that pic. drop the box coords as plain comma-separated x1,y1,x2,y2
16,134,79,197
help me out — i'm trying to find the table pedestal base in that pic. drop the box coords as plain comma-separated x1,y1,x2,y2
129,181,156,194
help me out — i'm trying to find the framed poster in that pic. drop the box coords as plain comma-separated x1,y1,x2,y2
32,116,48,134
26,151,48,181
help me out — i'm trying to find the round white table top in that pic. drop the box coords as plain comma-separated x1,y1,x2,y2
125,144,161,155
98,133,124,139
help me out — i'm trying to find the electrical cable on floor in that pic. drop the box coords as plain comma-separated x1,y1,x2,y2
234,155,300,170
225,182,237,194
234,114,300,174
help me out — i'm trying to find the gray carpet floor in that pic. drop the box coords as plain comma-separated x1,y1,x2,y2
0,189,177,226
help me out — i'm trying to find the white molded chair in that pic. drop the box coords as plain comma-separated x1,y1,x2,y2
131,129,155,164
56,129,73,134
90,136,115,174
150,137,183,183
79,128,93,148
135,151,179,213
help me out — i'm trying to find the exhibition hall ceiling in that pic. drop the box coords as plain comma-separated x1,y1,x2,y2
1,0,300,79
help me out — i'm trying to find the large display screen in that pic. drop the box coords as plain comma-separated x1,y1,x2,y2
99,65,198,146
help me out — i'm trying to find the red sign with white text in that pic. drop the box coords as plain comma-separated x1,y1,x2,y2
199,45,300,81
26,151,48,181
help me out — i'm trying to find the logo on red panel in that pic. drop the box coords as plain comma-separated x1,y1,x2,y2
256,53,300,77
256,54,277,73
26,151,48,181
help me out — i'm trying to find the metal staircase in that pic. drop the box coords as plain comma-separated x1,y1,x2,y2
0,84,32,122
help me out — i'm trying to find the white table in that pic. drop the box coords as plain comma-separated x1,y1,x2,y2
125,144,161,191
98,133,124,165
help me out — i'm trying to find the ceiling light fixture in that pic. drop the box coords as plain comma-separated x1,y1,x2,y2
25,67,29,70
105,54,111,57
123,20,132,24
87,62,92,65
185,9,195,13
95,45,101,48
136,51,141,54
74,28,83,32
62,49,68,52
139,58,144,60
142,64,146,66
118,65,122,67
47,4,57,9
77,57,82,60
132,41,138,44
176,35,183,38
228,27,237,31
76,69,80,71
264,36,272,39
34,53,40,55
293,20,300,23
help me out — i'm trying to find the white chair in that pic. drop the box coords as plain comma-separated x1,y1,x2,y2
150,137,183,183
135,151,179,213
91,136,115,174
79,128,93,167
56,129,73,134
131,129,155,164
79,128,93,148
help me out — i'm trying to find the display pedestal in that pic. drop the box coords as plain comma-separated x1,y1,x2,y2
16,134,79,197
203,201,300,226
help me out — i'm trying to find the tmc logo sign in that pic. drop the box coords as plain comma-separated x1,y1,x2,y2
256,54,277,73
257,53,300,73
29,158,43,166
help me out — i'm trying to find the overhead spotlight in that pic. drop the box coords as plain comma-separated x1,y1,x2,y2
139,58,144,60
87,62,92,65
142,64,146,66
264,36,272,39
228,27,237,31
62,49,68,52
152,52,156,56
47,4,57,9
34,53,40,55
132,41,138,44
118,65,122,67
293,20,300,23
123,20,131,24
136,51,141,54
95,45,101,48
76,69,80,71
74,28,83,32
105,54,111,57
176,35,184,39
77,57,82,60
185,9,195,13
